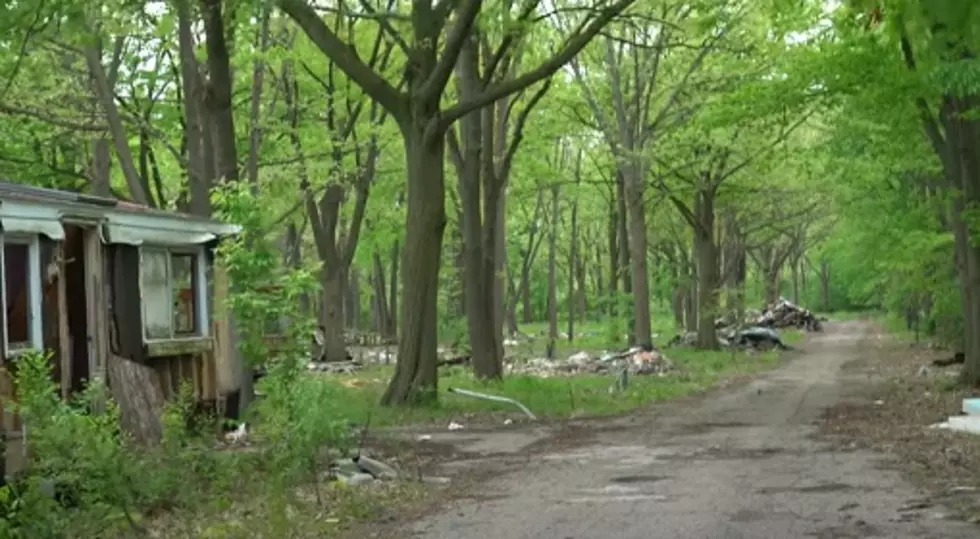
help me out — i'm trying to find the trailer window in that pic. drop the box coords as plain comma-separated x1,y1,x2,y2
1,235,42,357
140,247,207,342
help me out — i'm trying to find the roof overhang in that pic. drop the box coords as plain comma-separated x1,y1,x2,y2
0,200,67,240
0,198,242,246
102,212,242,246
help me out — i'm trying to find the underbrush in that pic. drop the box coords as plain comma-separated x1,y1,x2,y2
0,333,801,538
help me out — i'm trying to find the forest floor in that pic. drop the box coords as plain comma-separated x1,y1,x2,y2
343,320,980,539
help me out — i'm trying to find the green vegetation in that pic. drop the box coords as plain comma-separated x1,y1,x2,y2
0,0,978,535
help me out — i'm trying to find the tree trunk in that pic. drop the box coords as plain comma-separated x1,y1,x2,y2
546,186,559,358
790,256,801,305
687,240,699,332
372,251,391,336
389,240,399,338
616,175,633,344
348,268,361,330
672,287,685,330
694,191,719,349
764,267,781,306
521,267,533,323
819,260,830,312
380,123,445,406
320,267,347,362
567,198,579,342
607,197,618,317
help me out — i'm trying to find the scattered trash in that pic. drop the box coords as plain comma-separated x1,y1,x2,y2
504,418,514,425
508,346,672,378
224,423,248,445
417,434,433,441
448,421,465,431
447,387,537,419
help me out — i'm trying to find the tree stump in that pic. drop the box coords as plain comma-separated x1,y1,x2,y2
107,355,165,445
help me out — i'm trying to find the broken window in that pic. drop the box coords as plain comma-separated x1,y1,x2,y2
140,247,205,341
1,236,40,356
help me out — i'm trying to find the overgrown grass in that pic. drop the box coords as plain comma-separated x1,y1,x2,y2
305,331,803,427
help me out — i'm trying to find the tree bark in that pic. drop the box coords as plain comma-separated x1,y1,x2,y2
693,190,719,349
380,123,446,405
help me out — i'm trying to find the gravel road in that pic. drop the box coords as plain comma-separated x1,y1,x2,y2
408,321,978,539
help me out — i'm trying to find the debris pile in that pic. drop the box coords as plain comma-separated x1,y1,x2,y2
507,346,673,377
668,327,788,351
756,298,823,331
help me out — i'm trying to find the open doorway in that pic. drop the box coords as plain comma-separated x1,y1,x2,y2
63,225,89,392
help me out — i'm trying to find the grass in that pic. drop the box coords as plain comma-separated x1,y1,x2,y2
303,321,805,428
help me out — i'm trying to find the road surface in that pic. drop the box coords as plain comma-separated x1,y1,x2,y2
408,321,977,539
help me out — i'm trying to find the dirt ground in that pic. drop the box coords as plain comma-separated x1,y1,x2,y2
347,321,980,538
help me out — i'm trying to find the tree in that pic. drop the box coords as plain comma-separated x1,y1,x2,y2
275,0,637,404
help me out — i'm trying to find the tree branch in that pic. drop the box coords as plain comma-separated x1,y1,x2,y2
420,0,485,101
276,0,406,117
439,0,635,129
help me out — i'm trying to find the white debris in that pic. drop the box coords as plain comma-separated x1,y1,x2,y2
931,415,980,435
448,421,465,431
224,423,248,444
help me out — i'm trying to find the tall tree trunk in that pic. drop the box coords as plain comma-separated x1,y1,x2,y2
546,186,559,358
567,197,579,342
616,174,633,344
380,124,445,405
694,191,719,349
320,266,347,362
348,268,361,330
454,70,503,378
389,239,399,338
607,196,619,317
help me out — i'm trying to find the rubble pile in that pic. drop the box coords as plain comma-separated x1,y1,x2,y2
669,297,824,351
756,298,823,331
507,346,673,377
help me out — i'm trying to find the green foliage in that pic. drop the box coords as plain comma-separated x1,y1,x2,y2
212,181,319,369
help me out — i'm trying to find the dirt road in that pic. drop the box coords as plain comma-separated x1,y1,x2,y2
405,321,977,538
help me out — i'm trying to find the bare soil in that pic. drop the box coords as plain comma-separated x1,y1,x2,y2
346,321,980,538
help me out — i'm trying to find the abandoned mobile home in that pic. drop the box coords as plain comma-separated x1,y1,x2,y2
0,182,242,463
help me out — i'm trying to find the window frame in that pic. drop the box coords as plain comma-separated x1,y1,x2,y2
138,245,210,344
0,233,43,358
